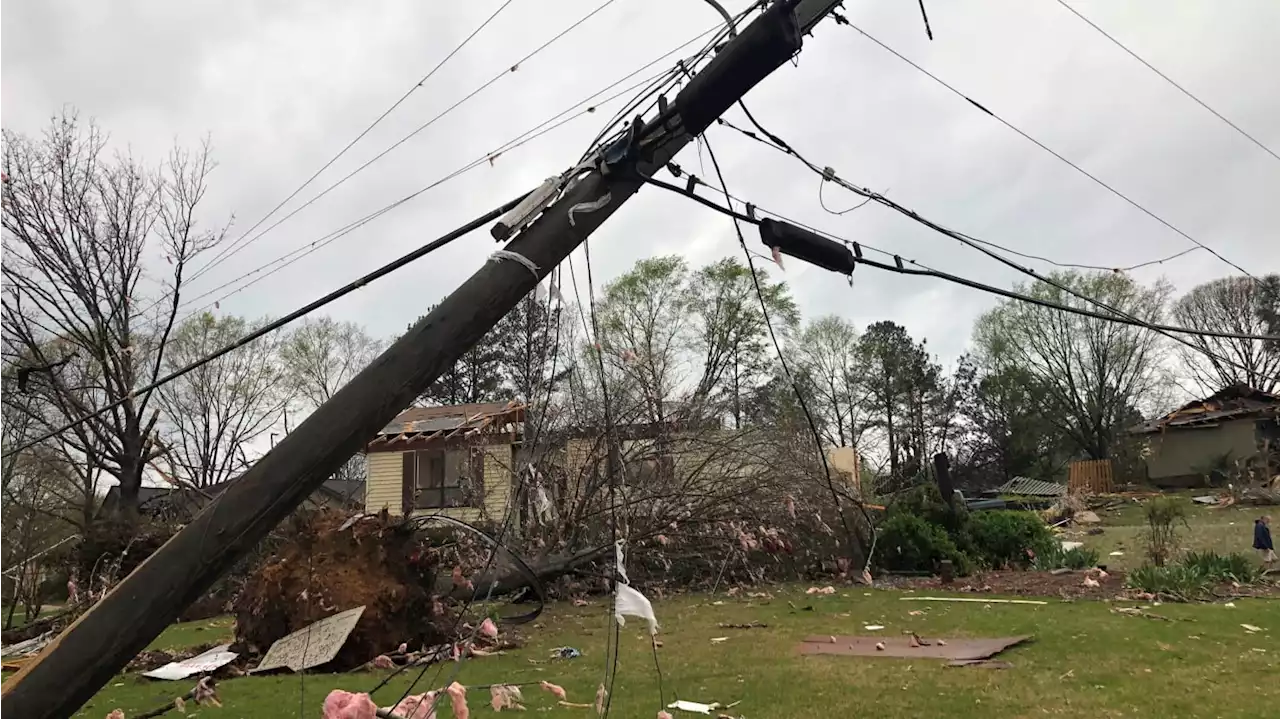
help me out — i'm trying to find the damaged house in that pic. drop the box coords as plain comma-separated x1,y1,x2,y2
365,403,525,521
1131,384,1280,487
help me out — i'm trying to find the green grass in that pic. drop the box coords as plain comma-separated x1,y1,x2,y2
1074,495,1267,572
145,615,235,652
54,587,1280,719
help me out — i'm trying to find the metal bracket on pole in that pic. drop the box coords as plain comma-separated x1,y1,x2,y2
491,177,563,241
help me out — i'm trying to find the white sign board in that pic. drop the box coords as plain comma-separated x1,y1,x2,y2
143,644,238,681
252,606,365,673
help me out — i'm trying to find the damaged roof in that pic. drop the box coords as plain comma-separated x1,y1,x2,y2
371,402,525,446
1130,384,1280,434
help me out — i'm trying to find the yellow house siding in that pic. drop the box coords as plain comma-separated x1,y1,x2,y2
366,444,516,523
366,451,404,512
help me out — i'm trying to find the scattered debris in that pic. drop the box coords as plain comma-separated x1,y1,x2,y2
900,597,1047,605
864,624,885,631
539,681,567,700
667,699,721,714
710,637,729,644
1074,511,1102,524
717,622,767,629
143,643,238,681
490,684,525,711
805,586,836,595
549,646,581,659
797,635,1030,661
1,631,54,659
1109,551,1125,557
1112,607,1175,621
1242,624,1264,633
947,659,1014,669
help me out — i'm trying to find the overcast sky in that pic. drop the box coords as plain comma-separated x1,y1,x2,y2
5,0,1279,377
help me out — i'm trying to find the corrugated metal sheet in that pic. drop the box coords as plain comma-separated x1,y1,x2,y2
995,477,1067,497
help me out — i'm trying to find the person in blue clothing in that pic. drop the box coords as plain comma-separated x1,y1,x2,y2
1254,515,1275,564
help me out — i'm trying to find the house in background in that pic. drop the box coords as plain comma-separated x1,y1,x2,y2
364,403,525,522
1131,384,1280,488
100,476,365,521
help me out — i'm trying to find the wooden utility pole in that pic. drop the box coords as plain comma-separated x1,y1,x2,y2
2,2,846,716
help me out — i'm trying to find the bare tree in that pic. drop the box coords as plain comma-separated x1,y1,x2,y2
794,315,868,447
280,317,384,409
2,111,227,515
975,271,1171,460
1171,275,1280,394
687,258,797,427
156,313,287,488
280,316,384,481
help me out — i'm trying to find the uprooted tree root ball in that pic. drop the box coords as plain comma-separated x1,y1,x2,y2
232,509,450,671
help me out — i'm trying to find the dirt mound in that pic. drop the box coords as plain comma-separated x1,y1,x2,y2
232,509,448,671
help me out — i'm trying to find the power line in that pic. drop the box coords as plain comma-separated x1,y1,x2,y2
1053,0,1280,164
187,0,521,287
145,0,621,319
716,106,1272,372
2,192,531,459
641,169,1280,343
177,26,731,319
831,14,1260,283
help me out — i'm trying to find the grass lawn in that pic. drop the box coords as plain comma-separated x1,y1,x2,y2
1075,494,1270,572
49,586,1280,719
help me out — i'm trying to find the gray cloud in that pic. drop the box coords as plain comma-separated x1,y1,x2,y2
4,0,1278,371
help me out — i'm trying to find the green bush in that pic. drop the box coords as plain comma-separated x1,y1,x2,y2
1179,551,1263,585
888,484,969,534
874,514,973,575
968,510,1056,568
1032,544,1100,571
1126,564,1213,600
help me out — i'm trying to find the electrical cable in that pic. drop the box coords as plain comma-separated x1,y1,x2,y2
719,106,1272,373
140,0,622,321
698,135,876,587
641,170,1280,343
576,238,624,719
187,0,521,288
178,22,734,320
1053,0,1280,164
1,192,531,459
831,14,1261,283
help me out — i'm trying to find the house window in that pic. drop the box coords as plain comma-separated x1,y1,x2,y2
412,449,469,509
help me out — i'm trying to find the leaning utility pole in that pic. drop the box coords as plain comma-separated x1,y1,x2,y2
2,2,846,716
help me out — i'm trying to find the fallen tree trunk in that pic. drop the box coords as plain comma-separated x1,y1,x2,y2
0,608,75,645
442,545,613,602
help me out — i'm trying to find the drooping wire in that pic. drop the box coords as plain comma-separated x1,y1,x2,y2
699,135,877,586
579,238,625,719
721,115,1210,275
186,0,522,288
721,107,1275,373
1,192,531,459
1053,0,1280,164
640,167,1280,344
831,14,1261,284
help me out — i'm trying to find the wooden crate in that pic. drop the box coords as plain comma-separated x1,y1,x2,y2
1068,458,1114,495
